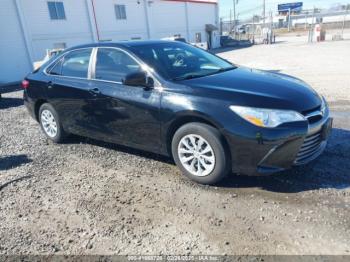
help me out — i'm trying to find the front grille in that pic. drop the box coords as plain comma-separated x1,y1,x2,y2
304,110,323,124
302,105,321,115
307,114,323,123
302,105,324,124
294,131,323,164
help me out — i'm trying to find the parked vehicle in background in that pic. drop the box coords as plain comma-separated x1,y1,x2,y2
220,35,232,47
220,35,252,48
235,25,246,34
33,48,64,70
161,37,187,43
163,36,208,50
23,41,332,184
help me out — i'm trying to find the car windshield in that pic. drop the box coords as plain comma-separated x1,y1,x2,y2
130,42,236,81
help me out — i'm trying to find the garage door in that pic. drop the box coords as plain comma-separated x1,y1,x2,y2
0,0,32,84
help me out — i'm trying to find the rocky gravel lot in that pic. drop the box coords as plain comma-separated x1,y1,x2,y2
0,38,350,255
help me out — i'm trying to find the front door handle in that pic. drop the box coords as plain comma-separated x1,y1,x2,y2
89,88,101,95
47,81,53,89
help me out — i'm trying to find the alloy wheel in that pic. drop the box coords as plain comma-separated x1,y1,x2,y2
40,109,58,138
177,134,215,177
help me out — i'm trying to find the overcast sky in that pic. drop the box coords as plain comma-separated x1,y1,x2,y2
219,0,349,20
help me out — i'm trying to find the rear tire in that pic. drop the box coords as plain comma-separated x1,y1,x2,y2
39,103,66,143
172,123,230,185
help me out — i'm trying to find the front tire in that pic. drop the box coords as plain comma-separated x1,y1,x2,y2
39,103,66,143
172,123,230,185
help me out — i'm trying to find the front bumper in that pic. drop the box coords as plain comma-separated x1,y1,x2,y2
223,112,332,176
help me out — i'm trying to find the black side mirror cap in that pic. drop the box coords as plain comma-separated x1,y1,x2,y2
123,71,154,89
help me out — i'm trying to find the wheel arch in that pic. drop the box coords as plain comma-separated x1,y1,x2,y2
165,112,231,160
34,99,48,121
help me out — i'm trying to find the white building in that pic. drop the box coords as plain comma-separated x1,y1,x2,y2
0,0,220,84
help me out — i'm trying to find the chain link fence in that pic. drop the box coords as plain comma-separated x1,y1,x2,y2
221,9,350,46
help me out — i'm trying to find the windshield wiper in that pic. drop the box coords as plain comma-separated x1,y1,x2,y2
172,66,237,81
172,74,204,81
213,66,236,73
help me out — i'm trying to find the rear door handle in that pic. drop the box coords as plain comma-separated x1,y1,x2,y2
89,88,101,95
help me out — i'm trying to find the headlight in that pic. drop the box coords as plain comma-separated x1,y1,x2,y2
230,105,305,128
321,96,327,116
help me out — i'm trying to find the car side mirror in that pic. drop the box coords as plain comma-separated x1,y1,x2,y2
123,71,154,89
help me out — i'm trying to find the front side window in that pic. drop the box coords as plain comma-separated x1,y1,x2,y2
115,5,126,20
95,48,141,82
48,1,66,20
130,42,235,81
50,49,92,78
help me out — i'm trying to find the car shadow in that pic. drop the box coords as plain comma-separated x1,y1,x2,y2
0,83,21,94
273,40,286,44
65,127,350,193
0,154,32,171
217,128,350,193
63,135,174,164
0,97,24,109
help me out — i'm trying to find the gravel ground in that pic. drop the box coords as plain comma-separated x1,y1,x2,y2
0,38,350,255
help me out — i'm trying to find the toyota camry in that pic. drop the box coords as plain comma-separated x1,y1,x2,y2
23,41,332,184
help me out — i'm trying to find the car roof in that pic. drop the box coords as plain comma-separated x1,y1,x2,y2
65,40,182,51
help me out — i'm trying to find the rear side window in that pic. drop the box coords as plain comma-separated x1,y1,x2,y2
59,49,92,78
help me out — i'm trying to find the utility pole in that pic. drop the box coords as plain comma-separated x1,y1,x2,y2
308,7,315,43
220,17,223,35
233,0,236,29
252,14,255,44
269,10,273,44
341,9,348,39
263,0,266,27
233,0,238,38
288,8,291,31
230,8,232,34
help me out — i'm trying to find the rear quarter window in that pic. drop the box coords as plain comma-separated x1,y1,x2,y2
46,48,92,78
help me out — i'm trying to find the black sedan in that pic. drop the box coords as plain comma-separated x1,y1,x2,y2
23,41,332,184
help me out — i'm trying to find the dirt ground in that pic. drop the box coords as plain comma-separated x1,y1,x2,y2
0,38,350,255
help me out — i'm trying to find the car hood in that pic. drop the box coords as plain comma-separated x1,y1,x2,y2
182,67,322,113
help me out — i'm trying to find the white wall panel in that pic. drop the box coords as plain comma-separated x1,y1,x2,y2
20,0,93,60
187,2,217,43
0,0,218,83
0,0,31,83
148,0,187,39
93,0,148,41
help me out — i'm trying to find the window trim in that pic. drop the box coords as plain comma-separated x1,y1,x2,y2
44,46,163,88
47,57,63,75
91,47,143,84
90,47,162,87
44,47,94,80
47,1,66,20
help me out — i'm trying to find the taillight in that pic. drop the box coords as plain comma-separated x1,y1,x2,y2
21,80,29,89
